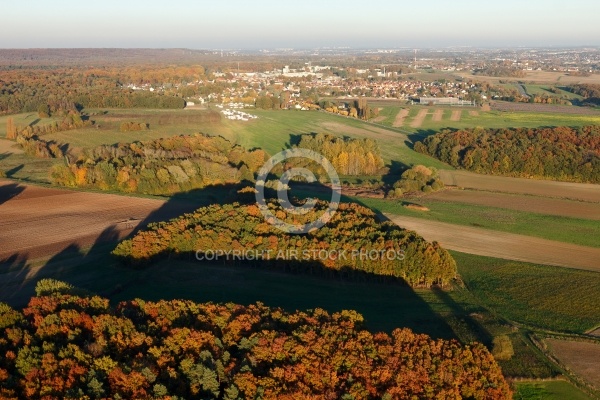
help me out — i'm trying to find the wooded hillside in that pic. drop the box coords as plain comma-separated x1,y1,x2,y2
0,285,511,399
114,199,457,287
415,126,600,183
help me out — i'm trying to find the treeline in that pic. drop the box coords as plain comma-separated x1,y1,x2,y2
567,84,600,105
319,98,379,120
0,284,511,399
297,133,384,175
120,122,149,132
51,134,267,195
0,68,186,115
9,111,91,158
414,126,600,183
114,199,457,287
473,67,526,78
387,165,444,198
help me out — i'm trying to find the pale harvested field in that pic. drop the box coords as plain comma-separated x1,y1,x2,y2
450,110,462,121
410,109,429,128
392,108,409,127
457,71,600,85
432,109,444,122
439,170,600,203
385,214,600,272
545,338,600,388
429,189,600,220
491,101,600,115
0,180,188,262
0,139,23,154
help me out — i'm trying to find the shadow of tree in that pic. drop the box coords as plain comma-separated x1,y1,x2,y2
0,181,25,205
5,165,24,178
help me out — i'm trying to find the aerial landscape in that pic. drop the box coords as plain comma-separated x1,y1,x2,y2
1,1,600,399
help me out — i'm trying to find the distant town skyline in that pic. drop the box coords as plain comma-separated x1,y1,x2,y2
1,0,599,49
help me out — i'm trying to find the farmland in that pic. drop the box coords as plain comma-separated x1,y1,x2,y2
514,381,595,400
544,339,600,388
2,59,600,397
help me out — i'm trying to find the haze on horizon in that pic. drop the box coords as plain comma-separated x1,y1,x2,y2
1,0,599,49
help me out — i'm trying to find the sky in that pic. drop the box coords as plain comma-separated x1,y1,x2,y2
1,0,599,49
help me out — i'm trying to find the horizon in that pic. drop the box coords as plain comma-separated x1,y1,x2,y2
1,0,599,49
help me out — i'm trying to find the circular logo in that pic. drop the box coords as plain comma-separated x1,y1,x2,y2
255,148,341,234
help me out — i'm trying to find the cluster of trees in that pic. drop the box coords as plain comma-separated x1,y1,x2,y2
0,284,511,399
114,199,457,287
567,84,600,105
8,111,92,158
387,165,444,198
297,133,384,176
120,122,149,132
0,68,186,116
16,135,63,159
527,94,571,105
51,134,267,195
319,99,379,120
7,111,90,141
414,126,600,183
473,67,526,78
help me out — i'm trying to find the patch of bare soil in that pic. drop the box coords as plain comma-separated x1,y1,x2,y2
404,204,429,212
392,108,409,127
410,109,429,128
432,109,444,122
450,110,462,121
384,213,600,272
428,188,600,220
0,139,23,154
545,338,600,388
0,180,188,261
469,110,480,117
371,116,386,123
439,170,600,203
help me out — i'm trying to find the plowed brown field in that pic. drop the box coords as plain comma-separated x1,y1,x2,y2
429,189,600,220
0,180,189,261
440,170,600,203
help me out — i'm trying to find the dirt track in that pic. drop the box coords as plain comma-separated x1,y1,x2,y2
410,109,429,128
392,109,409,127
450,110,462,121
385,214,600,272
429,189,600,220
440,170,600,203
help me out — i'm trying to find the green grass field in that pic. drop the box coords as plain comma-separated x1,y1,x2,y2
371,105,600,131
0,112,63,134
514,380,594,400
523,84,584,101
6,106,600,186
35,108,445,169
0,152,60,183
453,252,600,333
355,197,600,249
